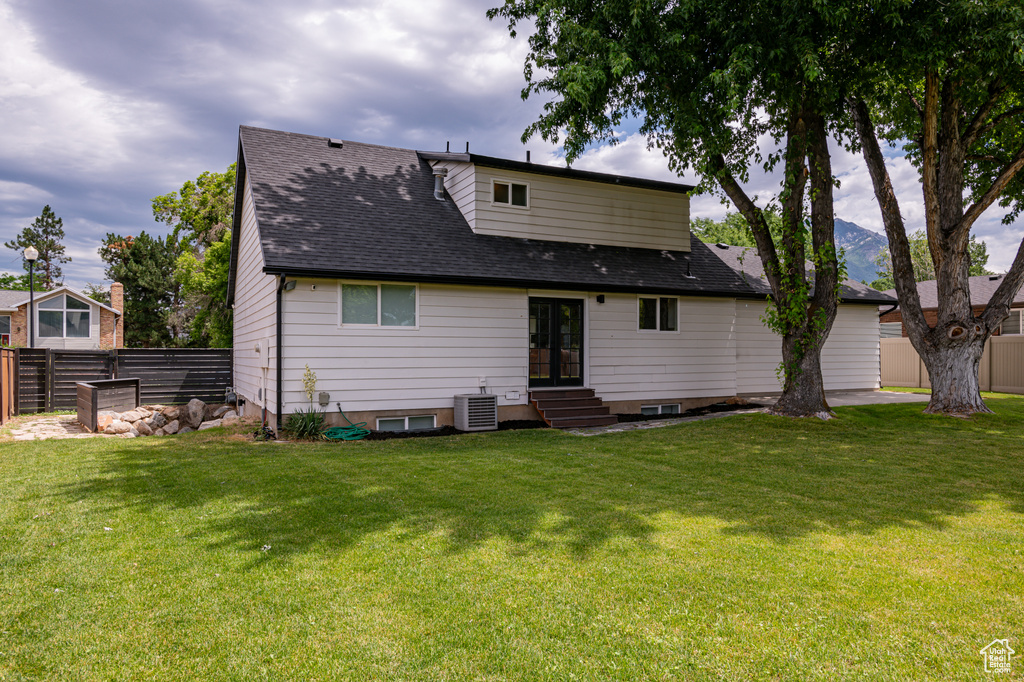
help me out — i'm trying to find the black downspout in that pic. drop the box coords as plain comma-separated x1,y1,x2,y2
879,304,899,318
276,274,286,432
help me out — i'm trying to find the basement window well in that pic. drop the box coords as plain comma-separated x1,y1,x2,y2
377,415,437,432
492,180,528,208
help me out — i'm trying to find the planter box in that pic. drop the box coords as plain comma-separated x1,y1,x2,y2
77,378,141,433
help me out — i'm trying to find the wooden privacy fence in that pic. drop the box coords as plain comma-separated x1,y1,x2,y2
1,348,14,425
14,348,232,414
880,336,1024,393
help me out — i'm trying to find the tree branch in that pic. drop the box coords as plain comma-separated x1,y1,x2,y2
981,237,1024,332
961,78,1007,148
805,107,839,332
959,142,1024,234
972,105,1024,142
849,96,932,343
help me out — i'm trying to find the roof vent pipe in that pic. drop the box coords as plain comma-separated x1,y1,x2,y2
433,166,448,201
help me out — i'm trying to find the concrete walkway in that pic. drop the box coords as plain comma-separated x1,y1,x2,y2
565,389,930,436
3,414,112,441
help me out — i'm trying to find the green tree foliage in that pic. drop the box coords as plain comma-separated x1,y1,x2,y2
0,272,31,290
691,210,795,250
152,164,235,347
3,205,70,290
99,233,180,348
869,231,992,291
490,0,850,415
82,283,111,306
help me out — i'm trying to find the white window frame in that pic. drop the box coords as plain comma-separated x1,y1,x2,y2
491,178,530,209
376,415,437,432
640,404,681,416
338,281,419,329
637,296,679,333
37,295,91,339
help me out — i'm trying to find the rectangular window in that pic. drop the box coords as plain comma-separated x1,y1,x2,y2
492,180,528,207
377,415,436,432
0,315,9,335
639,296,678,331
35,294,92,338
342,283,417,327
641,404,681,416
1000,310,1022,335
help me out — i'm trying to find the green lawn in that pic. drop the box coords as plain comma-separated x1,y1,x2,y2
2,403,1023,680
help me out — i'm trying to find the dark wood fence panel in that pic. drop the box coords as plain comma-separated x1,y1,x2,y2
0,348,14,425
16,349,47,414
16,348,232,414
51,351,114,411
115,349,232,404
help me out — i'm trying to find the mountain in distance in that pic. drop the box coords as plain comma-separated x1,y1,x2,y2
834,219,888,285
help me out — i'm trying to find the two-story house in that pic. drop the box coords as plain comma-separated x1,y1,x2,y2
227,126,892,431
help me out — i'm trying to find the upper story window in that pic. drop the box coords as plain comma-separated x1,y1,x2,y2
341,283,417,327
0,314,10,345
38,294,90,338
639,296,678,332
492,180,529,208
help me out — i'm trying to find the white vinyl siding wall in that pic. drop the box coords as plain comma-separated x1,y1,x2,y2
280,283,530,413
432,163,690,251
588,294,737,401
735,301,881,393
232,175,278,412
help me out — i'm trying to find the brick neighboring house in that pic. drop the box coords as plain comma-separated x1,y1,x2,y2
879,273,1024,337
0,283,124,349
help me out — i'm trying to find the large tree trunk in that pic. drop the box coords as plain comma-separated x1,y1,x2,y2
772,336,832,418
920,334,991,415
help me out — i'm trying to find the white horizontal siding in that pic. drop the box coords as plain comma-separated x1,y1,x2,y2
588,294,737,401
735,301,881,393
280,283,529,413
433,161,476,228
453,165,690,251
232,174,278,412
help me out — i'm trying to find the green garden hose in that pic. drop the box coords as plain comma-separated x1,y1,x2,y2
323,403,370,441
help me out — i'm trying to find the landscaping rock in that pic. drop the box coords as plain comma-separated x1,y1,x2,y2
178,426,195,434
213,405,233,419
105,420,131,435
135,421,153,436
186,399,206,429
121,431,136,438
161,406,180,420
97,412,117,432
163,420,180,435
129,426,139,437
222,410,238,420
149,413,167,429
153,427,166,436
198,419,222,431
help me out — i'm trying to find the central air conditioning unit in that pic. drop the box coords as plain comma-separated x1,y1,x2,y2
454,394,498,432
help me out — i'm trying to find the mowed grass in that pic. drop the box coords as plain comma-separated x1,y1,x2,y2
1,402,1023,681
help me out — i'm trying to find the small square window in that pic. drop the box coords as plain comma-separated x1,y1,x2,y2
639,297,677,331
377,418,407,432
493,180,528,208
640,404,681,416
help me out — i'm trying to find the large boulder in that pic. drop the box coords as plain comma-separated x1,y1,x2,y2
135,421,153,436
198,419,222,431
106,420,131,435
121,408,149,423
163,420,180,435
185,399,206,429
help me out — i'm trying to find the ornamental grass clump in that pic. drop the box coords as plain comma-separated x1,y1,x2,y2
284,365,326,440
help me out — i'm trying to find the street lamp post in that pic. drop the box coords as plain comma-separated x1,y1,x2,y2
24,246,38,348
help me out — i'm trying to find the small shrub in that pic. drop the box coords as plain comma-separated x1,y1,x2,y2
284,408,326,440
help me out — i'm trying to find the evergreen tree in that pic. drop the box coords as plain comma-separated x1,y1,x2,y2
3,205,71,290
98,232,180,348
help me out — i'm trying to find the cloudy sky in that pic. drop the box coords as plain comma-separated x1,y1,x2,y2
1,0,1020,291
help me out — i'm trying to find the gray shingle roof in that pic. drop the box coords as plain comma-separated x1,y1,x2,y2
0,289,28,309
882,274,1024,309
230,126,757,299
708,243,896,304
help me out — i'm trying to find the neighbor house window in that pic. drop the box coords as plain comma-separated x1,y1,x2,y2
0,314,10,345
377,415,436,432
638,297,678,331
879,322,903,338
37,294,90,338
1000,310,1022,335
492,180,528,207
641,404,680,416
341,283,416,327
